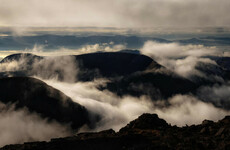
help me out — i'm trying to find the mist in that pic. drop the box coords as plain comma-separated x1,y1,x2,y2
0,102,71,147
141,41,223,80
41,78,230,131
0,42,126,59
198,83,230,108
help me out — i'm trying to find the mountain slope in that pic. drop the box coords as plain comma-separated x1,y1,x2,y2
0,77,93,130
0,52,156,80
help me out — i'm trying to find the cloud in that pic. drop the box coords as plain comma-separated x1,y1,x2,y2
140,41,221,79
0,0,229,28
154,95,230,126
76,43,126,54
41,78,230,132
0,102,71,147
31,56,79,82
42,79,153,131
197,83,230,108
141,41,219,58
0,42,126,59
0,54,34,72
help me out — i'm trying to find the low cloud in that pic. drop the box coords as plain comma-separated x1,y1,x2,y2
42,79,153,131
32,56,79,83
141,41,221,79
0,43,126,59
42,79,230,132
154,95,230,126
198,83,230,108
141,41,219,58
73,43,126,54
0,102,71,147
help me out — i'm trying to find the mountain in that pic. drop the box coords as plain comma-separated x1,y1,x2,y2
100,70,198,99
0,35,170,50
176,37,230,46
0,52,199,99
75,52,154,80
1,35,229,51
0,77,94,130
215,57,230,71
0,53,42,64
0,52,155,80
1,113,229,150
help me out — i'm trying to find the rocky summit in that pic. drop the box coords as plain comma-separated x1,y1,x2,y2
1,113,230,150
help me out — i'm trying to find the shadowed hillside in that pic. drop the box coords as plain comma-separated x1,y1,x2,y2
0,52,155,80
0,77,94,130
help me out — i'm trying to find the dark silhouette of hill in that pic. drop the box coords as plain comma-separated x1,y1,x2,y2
0,52,155,80
176,37,230,46
0,53,42,64
75,52,155,80
0,77,93,130
216,57,230,71
100,70,198,100
1,113,230,150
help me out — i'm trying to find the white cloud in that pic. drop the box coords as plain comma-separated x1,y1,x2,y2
141,41,219,59
42,79,154,131
41,79,230,132
198,83,230,107
154,95,230,126
0,0,229,28
0,42,126,59
0,102,71,147
141,41,221,79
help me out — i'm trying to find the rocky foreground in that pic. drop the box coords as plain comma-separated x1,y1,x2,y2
1,114,230,150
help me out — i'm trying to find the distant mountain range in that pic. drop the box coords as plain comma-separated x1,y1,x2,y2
0,35,170,50
0,35,230,50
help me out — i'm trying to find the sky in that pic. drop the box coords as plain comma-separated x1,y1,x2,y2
0,0,230,28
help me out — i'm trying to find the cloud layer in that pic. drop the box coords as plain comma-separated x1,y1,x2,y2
0,102,71,147
0,42,126,59
0,0,229,28
43,79,230,131
141,41,222,79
